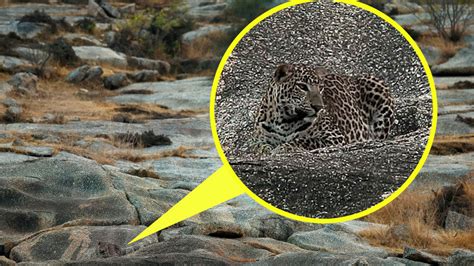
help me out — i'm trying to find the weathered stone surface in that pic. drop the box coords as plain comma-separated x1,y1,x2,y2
437,112,474,136
4,105,23,122
129,235,272,263
110,77,212,111
127,56,170,74
8,72,38,94
0,153,139,243
447,249,474,266
63,33,104,46
128,70,161,83
287,227,388,257
13,146,55,157
10,225,157,262
403,246,447,264
0,55,32,72
13,47,50,64
0,21,49,39
104,73,130,90
414,154,471,189
182,24,233,43
432,46,474,76
393,13,430,27
73,46,127,68
445,211,473,231
384,1,424,15
0,152,38,164
249,251,398,265
66,65,103,83
437,90,474,106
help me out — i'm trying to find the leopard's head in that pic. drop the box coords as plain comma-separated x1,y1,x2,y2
270,64,326,123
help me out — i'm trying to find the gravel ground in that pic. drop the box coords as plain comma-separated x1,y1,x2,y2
215,1,432,218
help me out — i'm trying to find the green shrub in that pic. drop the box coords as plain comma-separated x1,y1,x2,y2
111,2,193,60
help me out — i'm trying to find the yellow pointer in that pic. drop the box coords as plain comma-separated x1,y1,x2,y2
130,0,438,244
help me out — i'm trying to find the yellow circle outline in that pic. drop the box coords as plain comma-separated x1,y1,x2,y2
209,0,438,224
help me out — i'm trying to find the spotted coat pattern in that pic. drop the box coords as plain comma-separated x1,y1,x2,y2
255,64,394,149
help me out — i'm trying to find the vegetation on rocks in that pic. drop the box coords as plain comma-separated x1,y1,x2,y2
111,2,193,60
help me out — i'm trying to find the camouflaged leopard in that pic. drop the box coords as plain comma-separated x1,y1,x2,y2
255,64,394,150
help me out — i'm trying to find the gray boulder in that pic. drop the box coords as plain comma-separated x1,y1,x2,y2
384,1,424,15
110,77,212,111
445,211,473,231
0,55,33,73
128,70,161,83
13,47,50,64
7,72,38,94
127,56,170,74
182,24,233,44
0,21,49,39
403,246,447,264
66,65,103,83
447,249,474,265
104,73,131,90
73,46,127,68
4,105,23,123
432,46,474,75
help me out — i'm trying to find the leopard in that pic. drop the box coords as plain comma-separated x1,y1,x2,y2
254,64,395,150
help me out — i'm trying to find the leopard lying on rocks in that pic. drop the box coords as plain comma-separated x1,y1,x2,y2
254,64,394,150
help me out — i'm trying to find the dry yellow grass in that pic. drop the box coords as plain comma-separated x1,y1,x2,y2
431,134,474,155
419,35,466,64
361,181,474,256
181,31,230,59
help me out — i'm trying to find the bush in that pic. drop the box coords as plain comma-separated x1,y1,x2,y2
110,2,193,60
47,38,79,66
20,10,58,33
76,18,96,34
421,0,474,42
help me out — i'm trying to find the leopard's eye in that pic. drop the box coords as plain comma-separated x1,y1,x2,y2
296,82,310,92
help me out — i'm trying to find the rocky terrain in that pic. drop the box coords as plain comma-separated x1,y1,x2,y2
0,0,472,265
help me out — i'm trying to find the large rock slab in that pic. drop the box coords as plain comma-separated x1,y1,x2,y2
0,21,49,39
0,55,32,72
182,24,233,44
437,89,474,106
129,235,272,263
10,225,157,263
432,46,474,76
110,77,212,111
287,227,388,257
72,46,127,68
436,112,474,136
251,252,414,265
0,152,138,244
414,153,473,189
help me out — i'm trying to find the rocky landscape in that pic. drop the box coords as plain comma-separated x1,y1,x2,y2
0,0,472,265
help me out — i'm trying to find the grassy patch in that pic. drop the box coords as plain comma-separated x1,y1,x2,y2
361,181,474,256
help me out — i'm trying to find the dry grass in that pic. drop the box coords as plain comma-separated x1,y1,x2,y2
419,35,466,64
181,31,231,59
431,135,474,155
110,145,210,163
361,181,474,256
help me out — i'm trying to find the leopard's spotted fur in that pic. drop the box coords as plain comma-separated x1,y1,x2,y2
255,64,394,150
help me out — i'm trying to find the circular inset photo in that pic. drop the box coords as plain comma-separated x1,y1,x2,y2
214,1,435,219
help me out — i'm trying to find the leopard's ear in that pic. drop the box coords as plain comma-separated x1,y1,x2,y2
273,64,294,82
